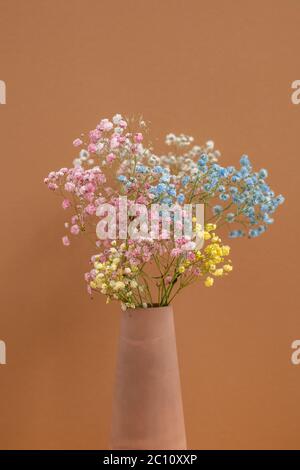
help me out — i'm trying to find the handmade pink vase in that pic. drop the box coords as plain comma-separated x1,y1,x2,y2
110,305,186,450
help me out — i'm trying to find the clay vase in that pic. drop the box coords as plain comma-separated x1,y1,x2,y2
110,305,186,450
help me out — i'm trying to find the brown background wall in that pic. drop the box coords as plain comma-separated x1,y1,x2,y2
0,0,299,450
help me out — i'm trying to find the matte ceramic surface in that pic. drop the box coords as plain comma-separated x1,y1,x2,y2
111,306,187,450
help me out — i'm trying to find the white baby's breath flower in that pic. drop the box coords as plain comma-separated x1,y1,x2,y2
130,280,138,289
112,114,122,124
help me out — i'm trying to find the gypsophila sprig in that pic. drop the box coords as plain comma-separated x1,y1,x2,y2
44,114,284,309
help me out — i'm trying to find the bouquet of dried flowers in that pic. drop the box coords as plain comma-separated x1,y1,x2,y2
44,115,284,309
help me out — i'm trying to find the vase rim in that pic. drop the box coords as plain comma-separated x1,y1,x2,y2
124,304,173,312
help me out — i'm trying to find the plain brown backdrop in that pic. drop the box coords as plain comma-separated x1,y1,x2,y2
0,0,299,449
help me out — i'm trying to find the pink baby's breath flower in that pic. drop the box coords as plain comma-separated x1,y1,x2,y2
187,252,196,262
70,224,80,235
86,182,96,193
64,182,75,192
88,143,97,153
171,248,182,257
119,119,127,129
110,136,120,149
85,204,96,215
62,199,71,210
102,120,113,131
62,235,70,246
87,285,92,295
89,129,101,142
106,153,116,163
134,132,143,143
73,138,83,147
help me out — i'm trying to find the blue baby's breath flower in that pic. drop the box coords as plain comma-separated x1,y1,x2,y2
249,229,259,238
177,194,185,204
153,165,163,174
226,213,235,223
136,165,148,174
181,175,190,186
219,167,229,177
257,225,266,234
276,195,285,205
231,174,240,183
198,154,208,166
258,168,268,179
118,175,127,182
240,154,250,166
229,186,238,194
260,203,269,213
167,187,176,197
213,205,223,215
161,197,173,205
263,214,274,224
160,174,170,183
245,177,255,186
240,166,250,177
229,230,245,238
227,166,236,174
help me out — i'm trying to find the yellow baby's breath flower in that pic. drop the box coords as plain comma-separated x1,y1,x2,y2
94,262,103,270
223,264,233,272
205,223,216,232
204,231,211,240
178,266,185,273
213,268,224,276
113,281,126,291
130,280,138,288
204,277,214,287
222,245,230,256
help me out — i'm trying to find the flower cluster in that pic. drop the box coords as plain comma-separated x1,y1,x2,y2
45,114,284,309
